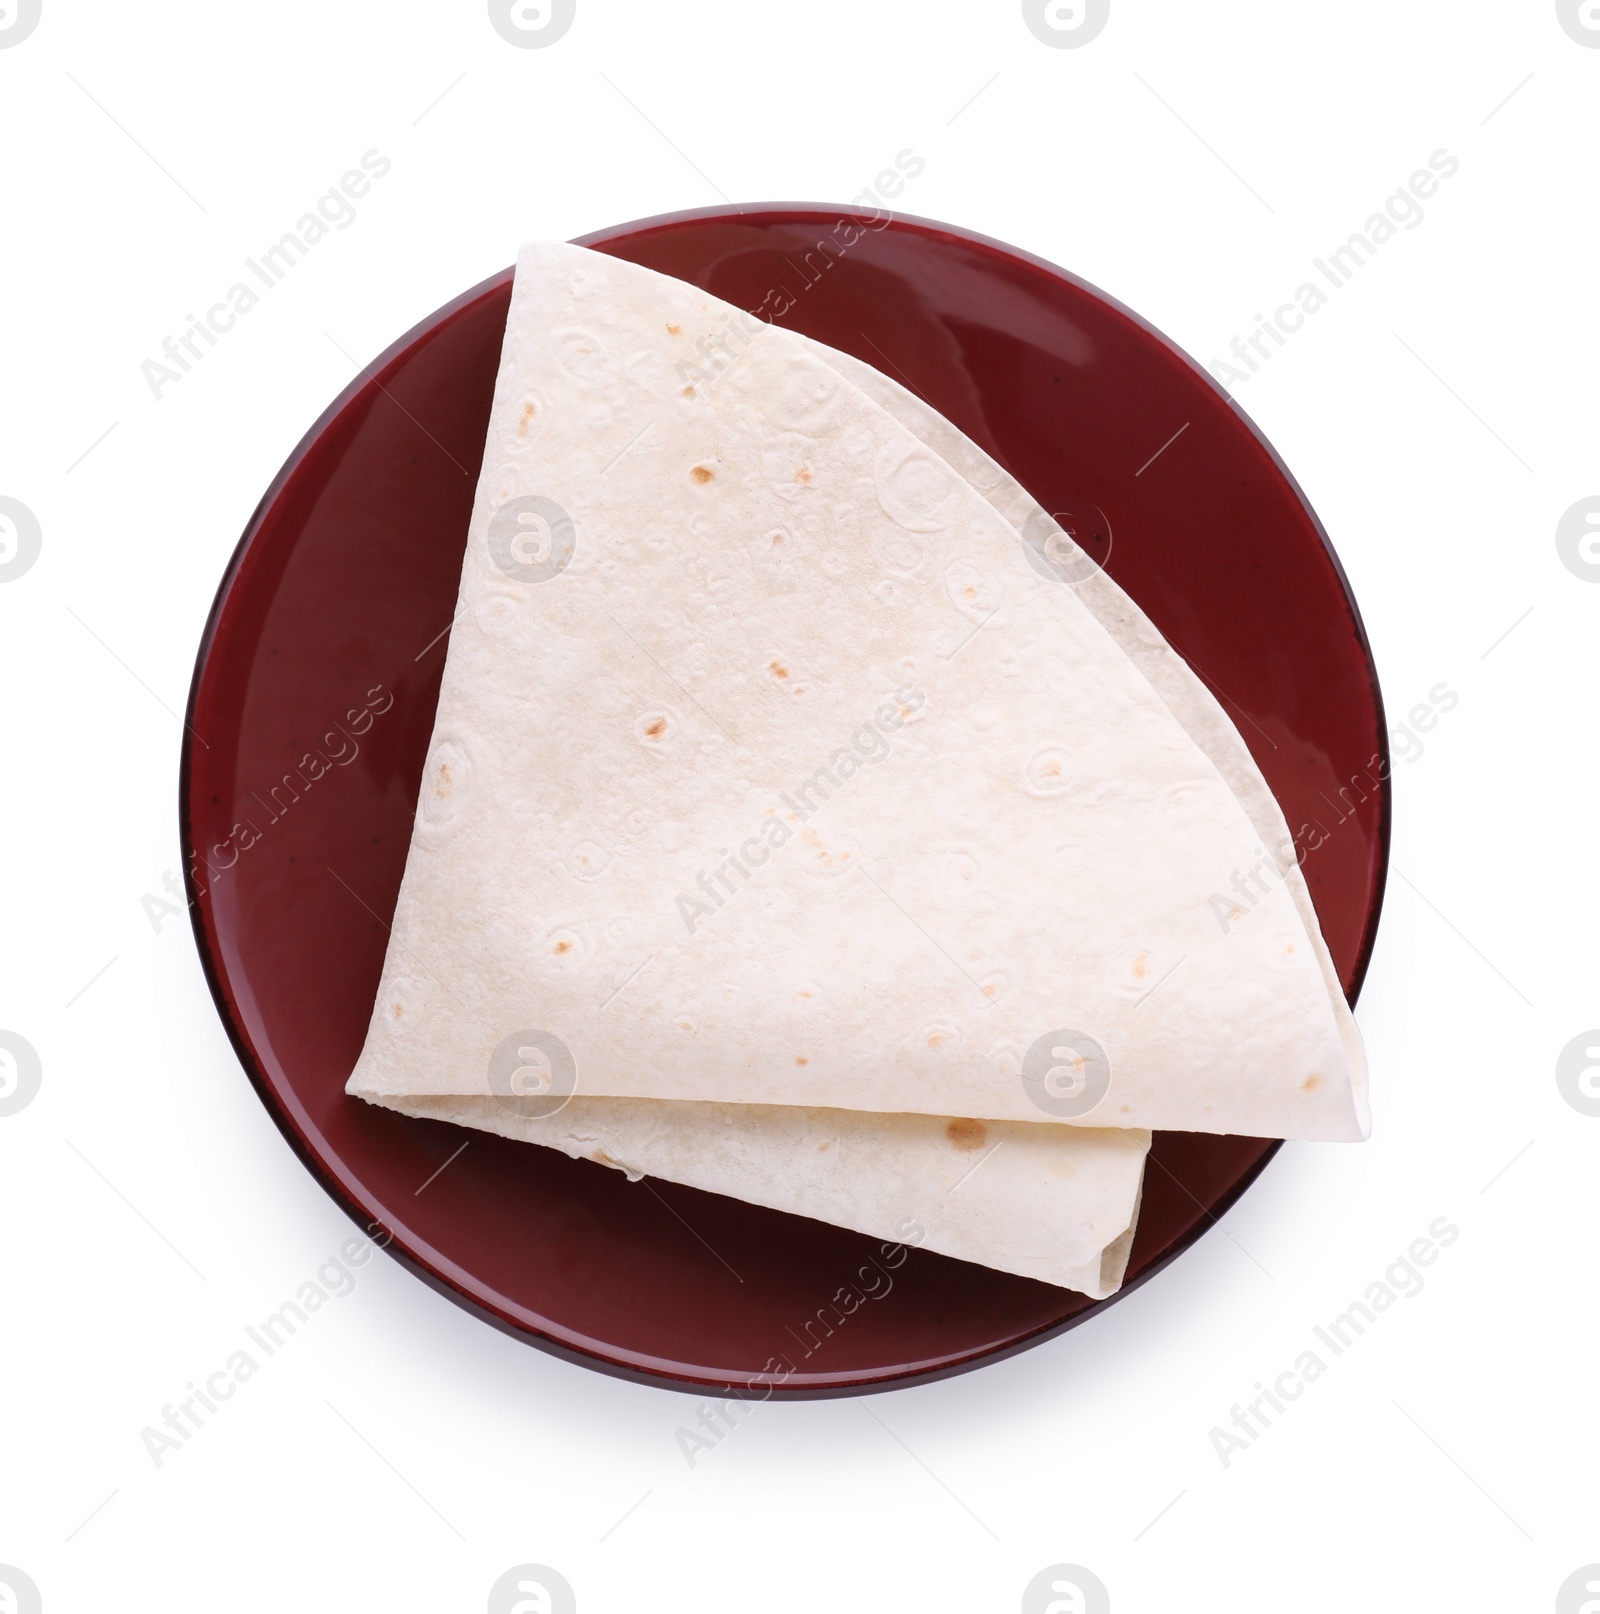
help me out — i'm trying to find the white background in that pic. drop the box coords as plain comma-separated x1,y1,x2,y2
1,2,1595,1610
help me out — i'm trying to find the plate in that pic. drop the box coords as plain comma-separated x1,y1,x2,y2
181,205,1389,1396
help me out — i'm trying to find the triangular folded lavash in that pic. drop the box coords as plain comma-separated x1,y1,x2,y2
347,329,1331,1291
349,240,1368,1144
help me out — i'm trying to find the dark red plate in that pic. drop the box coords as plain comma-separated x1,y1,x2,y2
181,206,1388,1397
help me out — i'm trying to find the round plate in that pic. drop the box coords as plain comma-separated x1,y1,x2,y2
181,206,1389,1397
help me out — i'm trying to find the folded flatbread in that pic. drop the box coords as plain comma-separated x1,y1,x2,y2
350,240,1370,1293
350,241,1367,1139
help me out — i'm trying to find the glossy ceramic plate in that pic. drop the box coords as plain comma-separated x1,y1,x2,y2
181,205,1389,1396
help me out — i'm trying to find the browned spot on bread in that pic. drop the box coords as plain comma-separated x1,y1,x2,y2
690,464,715,484
945,1118,986,1151
553,939,572,955
518,402,536,436
769,660,790,679
796,466,812,483
1301,1074,1321,1093
434,763,453,796
1132,950,1150,980
795,1055,808,1066
666,322,681,335
682,386,695,397
797,825,849,870
644,718,667,738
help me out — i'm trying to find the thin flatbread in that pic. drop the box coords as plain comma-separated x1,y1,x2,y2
349,240,1369,1143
